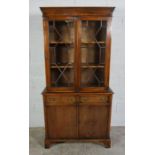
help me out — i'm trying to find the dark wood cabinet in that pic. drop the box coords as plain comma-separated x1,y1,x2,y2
41,7,115,148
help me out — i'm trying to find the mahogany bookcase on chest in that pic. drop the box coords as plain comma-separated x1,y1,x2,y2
40,7,115,148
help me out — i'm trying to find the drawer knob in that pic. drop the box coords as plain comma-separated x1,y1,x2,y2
48,97,56,102
100,97,107,102
80,97,87,102
68,97,75,103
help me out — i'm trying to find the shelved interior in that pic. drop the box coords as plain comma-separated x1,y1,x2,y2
49,20,75,87
80,20,107,87
48,20,107,88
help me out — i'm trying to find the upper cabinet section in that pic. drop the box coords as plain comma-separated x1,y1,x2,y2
41,7,115,92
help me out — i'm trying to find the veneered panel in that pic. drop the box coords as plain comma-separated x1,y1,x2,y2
46,105,77,139
79,105,109,138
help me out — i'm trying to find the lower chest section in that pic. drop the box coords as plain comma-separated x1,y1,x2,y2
43,93,112,139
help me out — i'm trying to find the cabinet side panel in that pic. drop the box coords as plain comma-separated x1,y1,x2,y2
43,18,50,87
104,18,112,87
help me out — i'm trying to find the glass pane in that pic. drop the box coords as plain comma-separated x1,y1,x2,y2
49,20,75,87
81,20,107,87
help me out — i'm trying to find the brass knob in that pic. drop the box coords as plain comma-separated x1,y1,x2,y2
100,96,107,102
80,97,87,102
48,97,56,102
68,97,75,103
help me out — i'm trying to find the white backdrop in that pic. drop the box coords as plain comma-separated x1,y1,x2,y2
29,0,125,127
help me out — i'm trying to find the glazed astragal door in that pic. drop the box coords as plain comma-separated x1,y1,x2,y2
79,18,109,91
43,17,111,92
44,18,76,92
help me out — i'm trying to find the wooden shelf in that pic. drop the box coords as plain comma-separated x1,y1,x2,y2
49,41,105,45
51,63,74,68
49,41,74,45
82,65,104,68
81,42,106,48
81,41,105,44
51,83,74,87
50,63,104,69
81,82,104,87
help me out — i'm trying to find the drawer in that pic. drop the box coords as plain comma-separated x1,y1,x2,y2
45,96,76,105
80,96,108,103
79,95,110,106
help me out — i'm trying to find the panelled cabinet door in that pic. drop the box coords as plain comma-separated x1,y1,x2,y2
44,17,76,92
78,95,110,139
45,96,77,139
79,18,110,92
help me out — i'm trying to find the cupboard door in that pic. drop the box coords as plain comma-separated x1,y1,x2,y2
79,97,109,139
79,19,109,91
45,96,77,139
44,18,76,91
